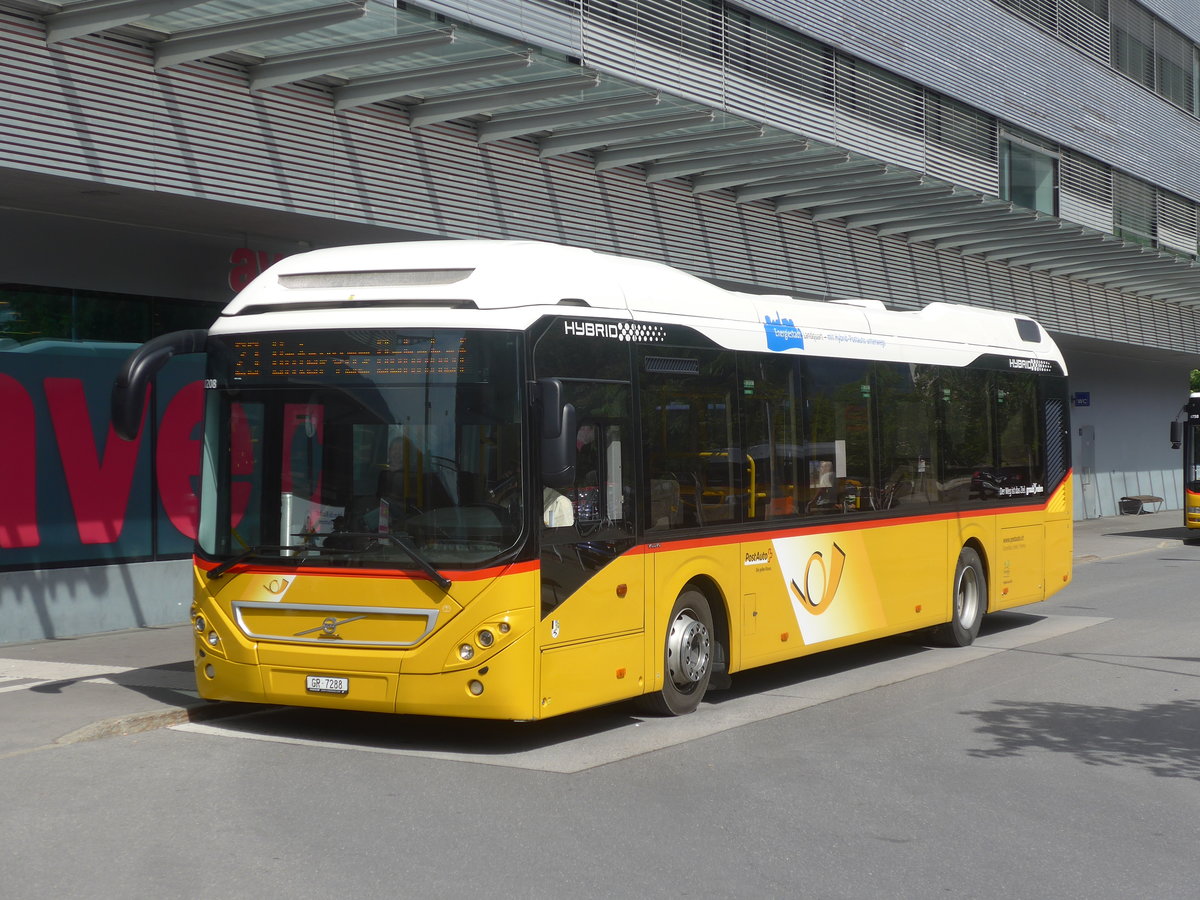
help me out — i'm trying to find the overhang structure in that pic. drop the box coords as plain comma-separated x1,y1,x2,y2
8,0,1200,310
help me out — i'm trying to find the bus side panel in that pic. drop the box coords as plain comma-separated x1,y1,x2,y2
647,541,740,693
539,633,646,718
736,519,949,668
950,513,996,618
534,552,648,719
992,521,1045,610
1043,473,1074,601
989,478,1074,611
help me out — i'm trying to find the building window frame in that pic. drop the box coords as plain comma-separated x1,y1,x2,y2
999,132,1060,215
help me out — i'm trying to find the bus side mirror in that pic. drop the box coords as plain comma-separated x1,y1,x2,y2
1170,420,1182,450
112,329,209,440
538,378,576,489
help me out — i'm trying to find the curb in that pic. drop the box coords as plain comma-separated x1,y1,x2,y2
54,700,265,747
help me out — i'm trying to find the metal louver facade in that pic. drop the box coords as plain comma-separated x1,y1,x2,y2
428,0,1200,206
3,2,1200,345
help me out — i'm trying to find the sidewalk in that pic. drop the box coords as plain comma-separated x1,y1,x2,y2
1,511,1194,758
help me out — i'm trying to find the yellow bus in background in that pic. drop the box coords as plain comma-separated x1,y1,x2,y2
1171,393,1200,529
113,240,1072,719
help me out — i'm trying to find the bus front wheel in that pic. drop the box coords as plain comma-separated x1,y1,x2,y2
931,546,986,647
638,588,714,716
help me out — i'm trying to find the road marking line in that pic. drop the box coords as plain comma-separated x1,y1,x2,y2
0,659,194,693
172,613,1111,773
0,659,134,681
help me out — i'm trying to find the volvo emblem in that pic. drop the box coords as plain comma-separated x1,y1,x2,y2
294,614,366,639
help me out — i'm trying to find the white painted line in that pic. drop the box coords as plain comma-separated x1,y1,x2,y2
0,659,134,681
0,658,194,693
0,680,56,694
172,613,1111,773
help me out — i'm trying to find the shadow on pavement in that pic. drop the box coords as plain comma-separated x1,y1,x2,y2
1102,525,1196,542
964,697,1200,780
27,660,196,703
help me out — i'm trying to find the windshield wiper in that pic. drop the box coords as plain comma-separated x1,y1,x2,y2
207,544,308,579
320,532,452,592
366,532,452,591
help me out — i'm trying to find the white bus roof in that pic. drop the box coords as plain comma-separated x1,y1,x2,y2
216,240,1065,372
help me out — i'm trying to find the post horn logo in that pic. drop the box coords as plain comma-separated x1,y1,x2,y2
790,543,846,616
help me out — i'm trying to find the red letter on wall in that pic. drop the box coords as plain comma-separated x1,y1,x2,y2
0,373,39,548
45,378,147,545
157,380,203,539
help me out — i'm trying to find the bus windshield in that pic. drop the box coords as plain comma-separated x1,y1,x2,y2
198,329,525,570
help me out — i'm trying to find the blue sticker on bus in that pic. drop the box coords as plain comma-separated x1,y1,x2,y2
764,314,805,351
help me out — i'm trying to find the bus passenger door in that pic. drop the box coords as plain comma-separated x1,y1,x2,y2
537,382,646,716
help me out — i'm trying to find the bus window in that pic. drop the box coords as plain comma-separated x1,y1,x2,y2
875,363,941,510
740,355,801,521
804,359,875,515
640,348,738,529
996,372,1043,493
941,370,995,503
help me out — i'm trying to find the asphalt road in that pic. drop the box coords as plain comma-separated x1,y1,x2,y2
2,545,1197,899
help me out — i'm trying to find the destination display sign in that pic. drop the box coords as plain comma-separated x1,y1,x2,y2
213,330,483,384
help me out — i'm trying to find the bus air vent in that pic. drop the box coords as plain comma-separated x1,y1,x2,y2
278,269,474,289
227,299,478,316
1015,318,1042,342
644,356,700,375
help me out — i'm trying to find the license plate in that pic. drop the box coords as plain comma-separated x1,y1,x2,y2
306,675,349,694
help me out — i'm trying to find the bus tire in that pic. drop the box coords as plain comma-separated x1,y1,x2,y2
638,588,714,716
931,546,986,647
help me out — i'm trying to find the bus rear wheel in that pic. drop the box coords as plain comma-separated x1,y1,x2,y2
638,588,714,716
931,546,986,647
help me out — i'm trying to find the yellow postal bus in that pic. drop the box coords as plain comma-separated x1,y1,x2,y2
1170,392,1200,529
113,240,1072,719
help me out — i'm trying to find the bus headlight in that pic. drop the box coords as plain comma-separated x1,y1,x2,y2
459,643,475,661
207,631,220,647
195,616,205,633
476,629,495,649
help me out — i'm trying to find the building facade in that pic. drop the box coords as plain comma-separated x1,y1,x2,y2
2,0,1198,643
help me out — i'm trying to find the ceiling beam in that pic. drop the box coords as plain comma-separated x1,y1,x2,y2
804,181,947,220
591,126,765,171
922,218,1058,249
155,3,367,70
46,0,206,44
643,140,805,182
840,193,981,229
333,53,533,110
1099,266,1200,290
1048,257,1159,279
751,175,922,210
872,203,1013,238
408,73,600,128
691,150,854,194
477,93,662,144
985,241,1119,265
250,30,457,91
740,165,903,205
538,110,715,157
1146,286,1200,302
